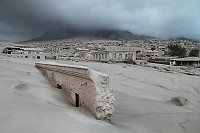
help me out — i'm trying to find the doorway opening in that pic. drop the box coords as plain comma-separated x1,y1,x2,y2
75,93,80,107
57,84,62,89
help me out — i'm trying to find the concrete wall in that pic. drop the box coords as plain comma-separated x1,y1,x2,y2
35,62,115,120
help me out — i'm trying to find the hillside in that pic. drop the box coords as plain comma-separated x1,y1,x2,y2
27,28,154,42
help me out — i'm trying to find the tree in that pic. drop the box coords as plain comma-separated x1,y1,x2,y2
189,49,199,57
167,44,187,58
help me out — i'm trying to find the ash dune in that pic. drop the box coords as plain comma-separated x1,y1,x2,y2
0,56,200,133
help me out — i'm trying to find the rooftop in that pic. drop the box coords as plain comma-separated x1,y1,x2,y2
171,57,200,61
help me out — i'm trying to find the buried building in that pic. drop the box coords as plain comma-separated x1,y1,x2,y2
35,62,115,120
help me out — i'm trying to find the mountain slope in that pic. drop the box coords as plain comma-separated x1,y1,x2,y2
27,28,154,42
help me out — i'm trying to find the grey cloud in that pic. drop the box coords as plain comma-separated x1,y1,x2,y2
0,0,200,41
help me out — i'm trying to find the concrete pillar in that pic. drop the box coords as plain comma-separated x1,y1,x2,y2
96,54,98,60
99,54,101,60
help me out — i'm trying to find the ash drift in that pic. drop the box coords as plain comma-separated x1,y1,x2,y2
35,62,116,120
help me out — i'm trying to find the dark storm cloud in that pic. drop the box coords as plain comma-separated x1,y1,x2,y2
0,0,200,41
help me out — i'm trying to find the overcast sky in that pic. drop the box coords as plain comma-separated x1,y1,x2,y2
0,0,200,42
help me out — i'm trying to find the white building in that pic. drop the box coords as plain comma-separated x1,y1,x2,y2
170,57,200,66
90,46,145,62
142,50,161,57
2,46,57,60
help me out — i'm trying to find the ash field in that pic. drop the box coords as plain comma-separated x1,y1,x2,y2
0,56,200,133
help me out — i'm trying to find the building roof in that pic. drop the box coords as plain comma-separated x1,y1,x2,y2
22,48,45,51
102,46,145,52
171,57,200,62
76,47,89,51
5,46,21,49
144,50,160,53
90,51,108,54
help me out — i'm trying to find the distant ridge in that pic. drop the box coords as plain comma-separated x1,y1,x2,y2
171,37,195,41
27,27,155,42
175,37,190,40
